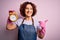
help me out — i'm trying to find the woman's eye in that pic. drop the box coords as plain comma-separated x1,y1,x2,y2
26,8,33,10
26,8,28,9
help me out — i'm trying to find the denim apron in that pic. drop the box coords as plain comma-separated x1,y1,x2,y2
18,18,37,40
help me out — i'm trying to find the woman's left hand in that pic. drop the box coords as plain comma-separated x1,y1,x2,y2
37,19,48,39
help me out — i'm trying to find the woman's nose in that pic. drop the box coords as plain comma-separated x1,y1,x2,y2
27,9,30,12
28,9,30,11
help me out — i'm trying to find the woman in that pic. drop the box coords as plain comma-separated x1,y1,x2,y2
6,1,46,40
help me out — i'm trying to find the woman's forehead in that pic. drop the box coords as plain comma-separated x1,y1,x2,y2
26,4,33,8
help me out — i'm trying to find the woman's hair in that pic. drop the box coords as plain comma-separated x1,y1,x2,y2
20,1,37,17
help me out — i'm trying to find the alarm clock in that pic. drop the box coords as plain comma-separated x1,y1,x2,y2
9,10,18,22
10,15,18,22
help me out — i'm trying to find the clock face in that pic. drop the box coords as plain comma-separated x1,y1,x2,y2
10,15,17,22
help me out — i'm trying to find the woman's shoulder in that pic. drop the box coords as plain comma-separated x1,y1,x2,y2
33,18,39,26
15,18,23,26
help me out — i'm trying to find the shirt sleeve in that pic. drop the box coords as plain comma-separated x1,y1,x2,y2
37,21,42,30
13,18,23,27
34,19,42,32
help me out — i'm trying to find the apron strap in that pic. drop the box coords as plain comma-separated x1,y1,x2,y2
21,18,34,26
32,18,34,26
21,18,25,25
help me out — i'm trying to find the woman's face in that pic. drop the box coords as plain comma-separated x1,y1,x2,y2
25,4,33,17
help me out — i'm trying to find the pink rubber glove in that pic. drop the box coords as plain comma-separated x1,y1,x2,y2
38,19,48,39
39,19,48,32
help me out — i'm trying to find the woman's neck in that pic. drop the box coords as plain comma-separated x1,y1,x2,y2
25,16,32,21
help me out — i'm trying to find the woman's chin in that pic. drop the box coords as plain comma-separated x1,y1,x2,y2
26,14,32,17
27,15,32,17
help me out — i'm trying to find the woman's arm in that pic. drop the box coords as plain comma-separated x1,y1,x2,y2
37,26,45,39
6,18,17,30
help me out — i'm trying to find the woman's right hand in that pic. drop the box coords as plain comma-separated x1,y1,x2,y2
6,10,18,30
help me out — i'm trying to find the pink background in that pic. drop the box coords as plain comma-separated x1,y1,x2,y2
0,0,60,40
